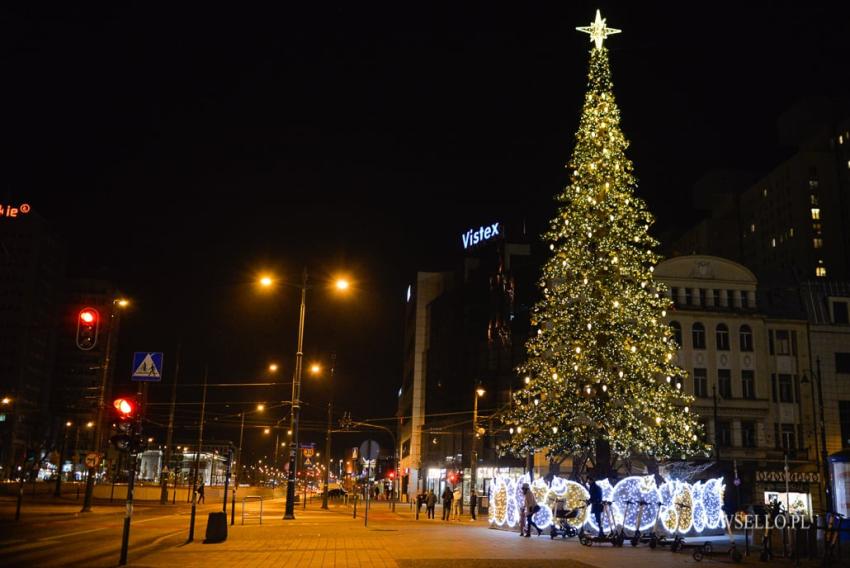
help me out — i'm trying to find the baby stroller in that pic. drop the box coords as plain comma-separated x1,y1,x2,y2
550,498,586,539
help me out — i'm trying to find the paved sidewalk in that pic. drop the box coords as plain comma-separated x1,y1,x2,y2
128,500,830,568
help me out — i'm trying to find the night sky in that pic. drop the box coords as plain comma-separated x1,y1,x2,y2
4,3,849,458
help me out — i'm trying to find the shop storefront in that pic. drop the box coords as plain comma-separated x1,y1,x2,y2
755,470,820,516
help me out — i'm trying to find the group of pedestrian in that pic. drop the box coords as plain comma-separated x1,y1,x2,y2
415,486,479,521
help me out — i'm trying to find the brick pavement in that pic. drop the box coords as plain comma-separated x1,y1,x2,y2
127,499,829,568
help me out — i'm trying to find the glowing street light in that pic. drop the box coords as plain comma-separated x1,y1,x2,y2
264,428,271,435
334,278,350,291
1,397,10,405
309,363,322,375
258,275,274,288
116,298,130,308
268,363,279,373
257,404,265,412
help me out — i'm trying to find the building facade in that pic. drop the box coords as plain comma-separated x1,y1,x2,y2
673,102,850,282
0,211,66,478
397,223,535,501
655,255,822,513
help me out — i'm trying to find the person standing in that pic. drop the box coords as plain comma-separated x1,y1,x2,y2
197,480,206,504
587,475,604,536
441,485,453,521
426,489,437,519
452,485,462,520
469,488,478,521
521,483,541,537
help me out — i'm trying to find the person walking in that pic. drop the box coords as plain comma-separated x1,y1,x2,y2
521,483,541,537
441,485,453,521
469,488,478,521
587,475,604,536
197,481,205,504
426,489,437,519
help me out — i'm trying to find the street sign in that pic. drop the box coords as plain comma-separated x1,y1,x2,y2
304,457,312,467
302,447,314,458
85,452,101,468
131,352,164,382
359,439,380,461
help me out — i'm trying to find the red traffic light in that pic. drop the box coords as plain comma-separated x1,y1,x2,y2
387,471,395,479
76,307,100,351
113,397,135,418
79,309,97,324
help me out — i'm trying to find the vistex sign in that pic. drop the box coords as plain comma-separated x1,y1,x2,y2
461,222,501,249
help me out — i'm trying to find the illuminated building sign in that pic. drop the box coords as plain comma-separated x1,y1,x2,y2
461,222,501,249
0,203,31,219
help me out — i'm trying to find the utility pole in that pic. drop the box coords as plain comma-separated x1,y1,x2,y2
321,353,336,510
161,343,181,504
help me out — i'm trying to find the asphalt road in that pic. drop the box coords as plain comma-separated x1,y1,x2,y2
0,494,228,567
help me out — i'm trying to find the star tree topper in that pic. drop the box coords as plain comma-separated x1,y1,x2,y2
576,9,621,49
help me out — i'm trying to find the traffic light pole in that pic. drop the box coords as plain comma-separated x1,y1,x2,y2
119,384,143,567
283,269,308,521
119,438,138,565
82,306,119,513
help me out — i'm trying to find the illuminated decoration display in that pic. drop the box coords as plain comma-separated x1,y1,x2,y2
501,9,708,469
488,474,725,536
0,202,31,219
612,475,659,532
576,9,621,49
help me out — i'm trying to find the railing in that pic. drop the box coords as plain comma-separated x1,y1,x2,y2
241,495,263,525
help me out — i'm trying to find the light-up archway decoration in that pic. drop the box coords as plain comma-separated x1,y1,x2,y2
488,474,725,536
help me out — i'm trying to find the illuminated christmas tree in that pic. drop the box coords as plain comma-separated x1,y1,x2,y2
503,11,709,475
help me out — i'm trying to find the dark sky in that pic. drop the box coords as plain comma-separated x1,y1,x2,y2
3,2,849,457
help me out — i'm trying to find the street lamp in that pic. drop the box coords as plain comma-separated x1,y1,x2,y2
54,420,72,497
268,363,279,373
1,397,10,405
471,386,485,500
312,355,336,511
257,270,351,520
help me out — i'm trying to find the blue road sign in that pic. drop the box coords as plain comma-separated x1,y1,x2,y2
131,352,164,382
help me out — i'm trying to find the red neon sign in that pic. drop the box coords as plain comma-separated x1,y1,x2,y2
0,203,31,219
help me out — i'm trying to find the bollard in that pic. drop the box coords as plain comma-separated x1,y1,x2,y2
353,496,357,519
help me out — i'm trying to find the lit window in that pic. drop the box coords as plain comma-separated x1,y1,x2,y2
841,135,845,145
813,238,823,249
762,188,768,198
750,223,756,233
810,194,818,205
816,264,827,278
811,208,821,220
771,238,776,248
789,227,795,237
847,160,850,170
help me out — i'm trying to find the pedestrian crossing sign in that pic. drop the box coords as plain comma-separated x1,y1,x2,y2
131,352,164,382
